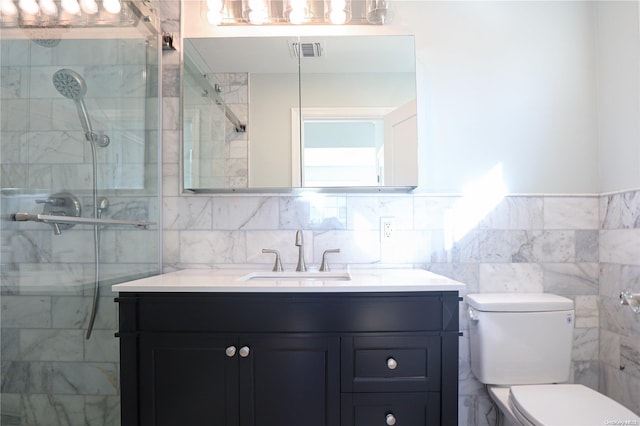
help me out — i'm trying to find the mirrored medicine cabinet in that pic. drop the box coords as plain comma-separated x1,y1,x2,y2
182,34,418,193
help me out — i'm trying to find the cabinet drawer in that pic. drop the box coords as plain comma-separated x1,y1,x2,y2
341,335,441,393
121,292,451,333
341,392,440,426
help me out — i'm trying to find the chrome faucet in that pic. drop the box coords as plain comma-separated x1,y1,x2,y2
295,230,307,272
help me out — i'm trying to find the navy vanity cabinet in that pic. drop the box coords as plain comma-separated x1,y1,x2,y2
136,333,339,426
116,291,459,426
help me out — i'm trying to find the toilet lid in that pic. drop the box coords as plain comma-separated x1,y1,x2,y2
509,384,640,426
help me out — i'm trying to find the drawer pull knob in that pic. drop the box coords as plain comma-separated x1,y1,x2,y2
225,346,236,357
386,357,398,370
239,346,251,358
386,413,397,425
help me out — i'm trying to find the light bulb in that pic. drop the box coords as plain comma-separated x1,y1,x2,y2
61,0,80,14
1,0,18,16
288,6,305,24
243,0,269,24
207,9,222,25
38,0,57,15
207,0,222,12
285,0,308,24
329,9,346,24
102,0,120,14
18,0,39,15
80,0,98,14
248,8,267,24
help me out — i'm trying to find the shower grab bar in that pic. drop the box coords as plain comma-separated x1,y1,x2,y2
620,291,640,314
11,212,154,230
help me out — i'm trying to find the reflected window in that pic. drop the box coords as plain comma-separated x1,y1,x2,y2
303,119,383,186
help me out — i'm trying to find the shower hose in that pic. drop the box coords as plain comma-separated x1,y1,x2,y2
85,139,101,340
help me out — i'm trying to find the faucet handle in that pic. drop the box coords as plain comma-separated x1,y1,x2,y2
262,249,284,272
36,197,65,206
319,249,340,272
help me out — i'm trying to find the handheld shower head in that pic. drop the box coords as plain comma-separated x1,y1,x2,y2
52,69,109,147
53,68,87,101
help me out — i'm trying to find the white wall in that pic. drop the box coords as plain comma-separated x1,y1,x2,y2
595,0,640,193
185,1,611,194
396,1,599,193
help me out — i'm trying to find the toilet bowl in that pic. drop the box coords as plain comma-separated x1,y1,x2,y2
488,384,640,426
467,293,640,426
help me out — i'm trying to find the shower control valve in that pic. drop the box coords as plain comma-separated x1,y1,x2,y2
37,192,82,235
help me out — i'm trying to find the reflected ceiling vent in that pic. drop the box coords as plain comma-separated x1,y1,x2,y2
289,41,323,58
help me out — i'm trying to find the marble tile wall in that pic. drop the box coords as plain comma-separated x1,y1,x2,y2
599,190,640,415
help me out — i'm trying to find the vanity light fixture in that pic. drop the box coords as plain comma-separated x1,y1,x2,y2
1,0,140,30
204,0,389,25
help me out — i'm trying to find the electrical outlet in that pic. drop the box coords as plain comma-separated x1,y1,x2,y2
380,217,395,240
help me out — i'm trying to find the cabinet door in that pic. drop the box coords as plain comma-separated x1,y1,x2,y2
139,333,239,426
238,334,340,426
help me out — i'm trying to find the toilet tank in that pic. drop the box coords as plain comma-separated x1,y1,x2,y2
467,293,574,385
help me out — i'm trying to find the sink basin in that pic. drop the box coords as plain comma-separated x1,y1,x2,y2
239,271,351,282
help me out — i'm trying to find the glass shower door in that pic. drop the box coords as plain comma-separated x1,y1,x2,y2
0,9,161,425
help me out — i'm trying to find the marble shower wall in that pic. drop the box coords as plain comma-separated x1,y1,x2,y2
599,190,640,415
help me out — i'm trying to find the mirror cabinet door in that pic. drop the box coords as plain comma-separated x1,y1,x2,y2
182,35,417,192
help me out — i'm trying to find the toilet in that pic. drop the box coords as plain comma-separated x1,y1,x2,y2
466,293,640,426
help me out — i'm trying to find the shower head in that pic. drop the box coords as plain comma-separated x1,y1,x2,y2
52,69,108,146
53,68,87,101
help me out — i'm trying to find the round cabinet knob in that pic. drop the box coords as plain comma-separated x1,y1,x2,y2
386,357,398,370
386,413,397,425
239,346,250,358
225,346,236,357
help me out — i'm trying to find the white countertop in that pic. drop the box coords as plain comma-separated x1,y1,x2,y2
111,268,465,293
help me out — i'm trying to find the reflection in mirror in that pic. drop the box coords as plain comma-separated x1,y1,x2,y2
182,35,417,192
297,36,417,188
183,40,249,190
304,117,383,187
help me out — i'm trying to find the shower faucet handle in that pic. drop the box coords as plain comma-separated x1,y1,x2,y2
36,197,65,206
